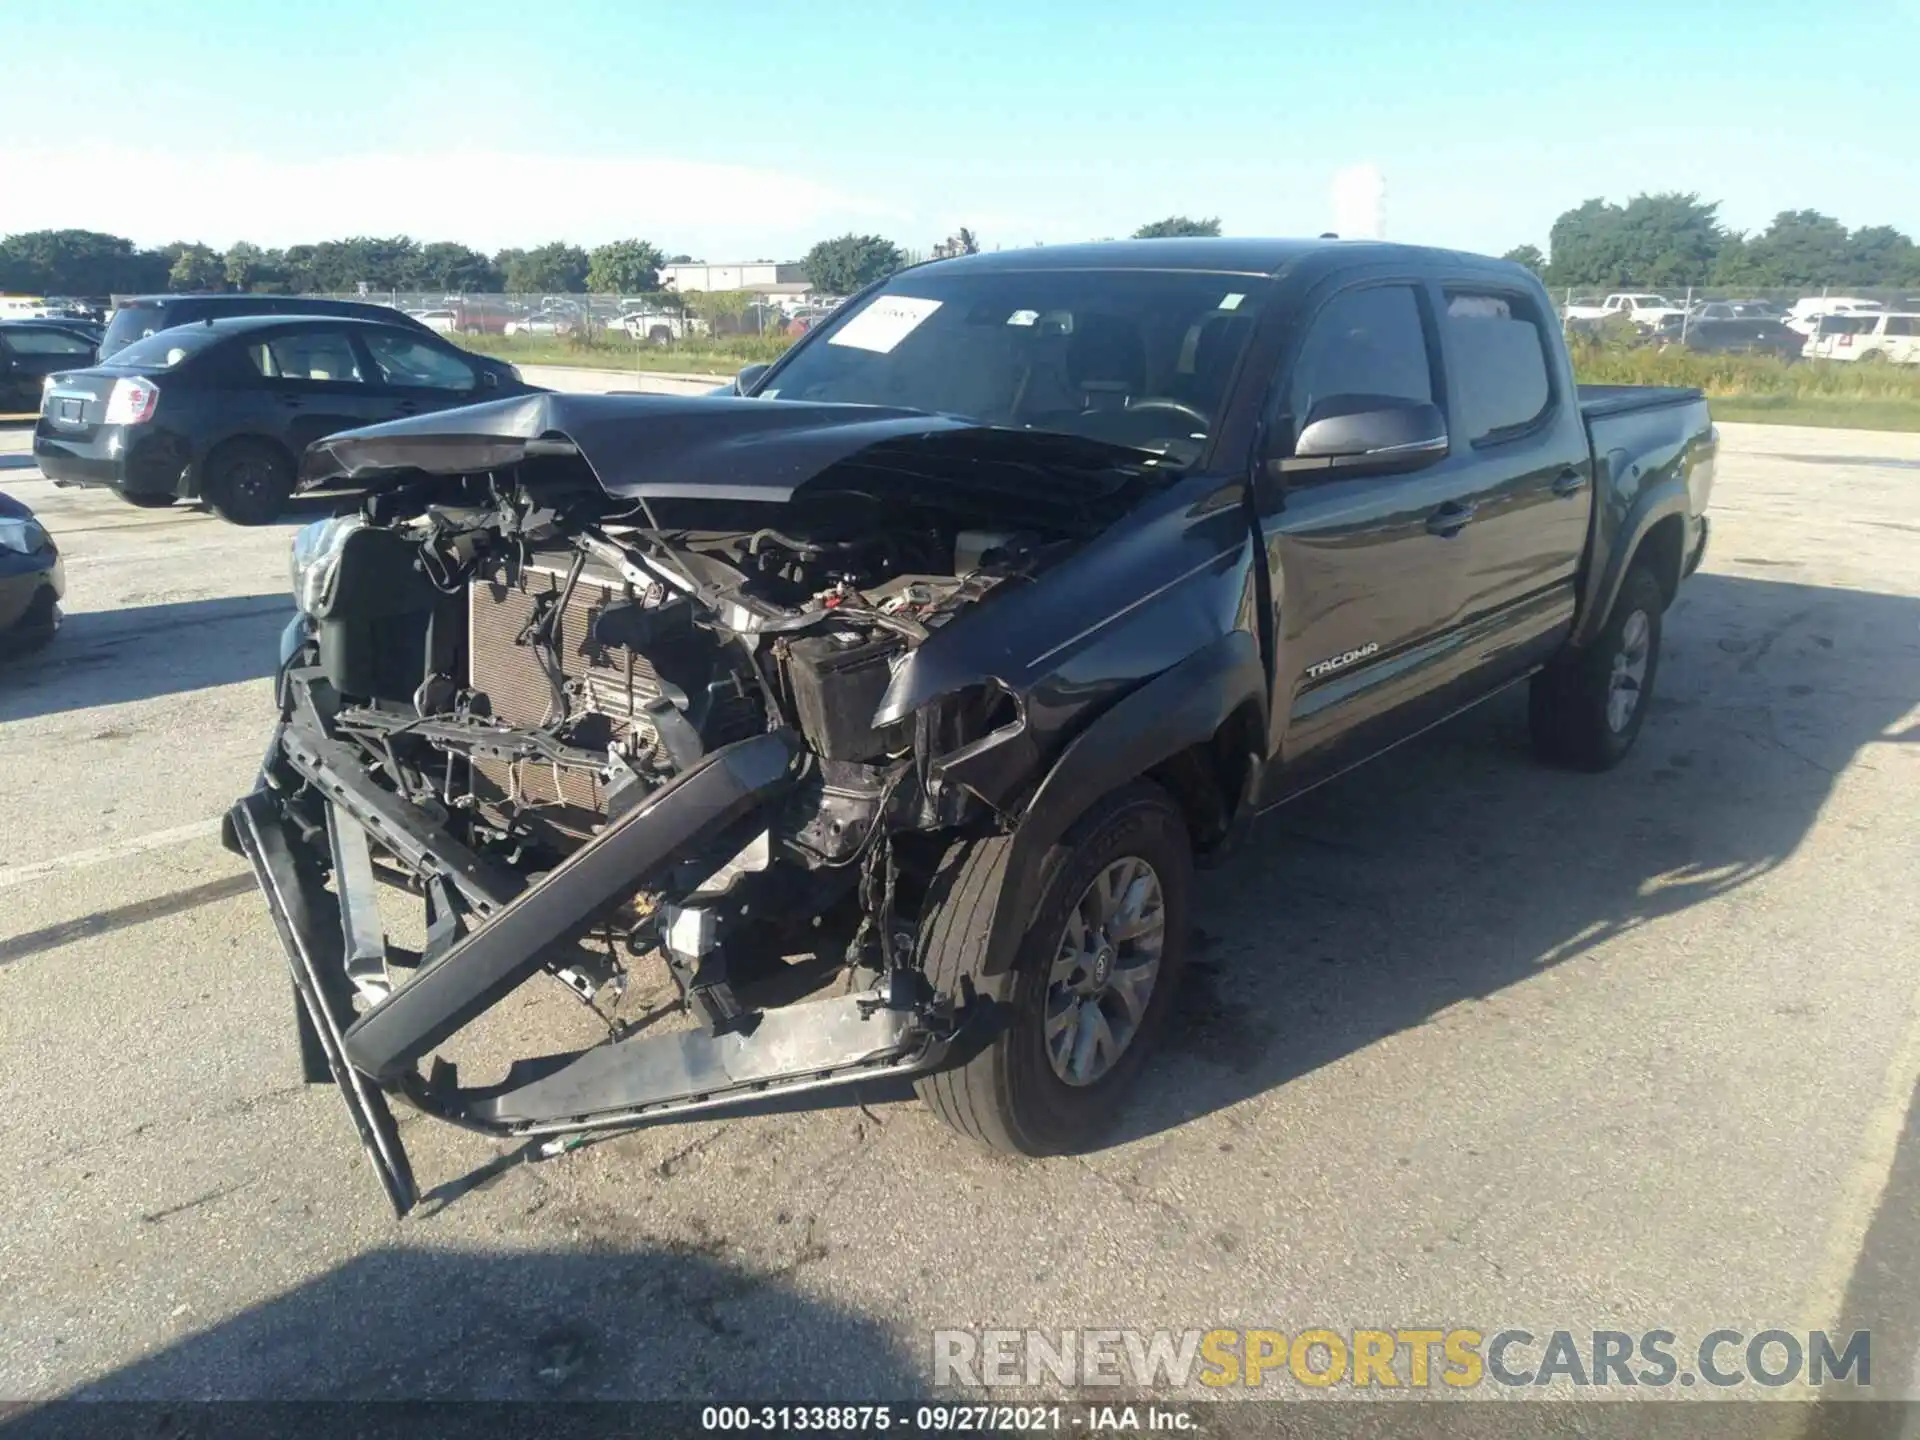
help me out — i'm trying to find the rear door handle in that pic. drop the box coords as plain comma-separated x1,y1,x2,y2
1552,469,1588,498
1425,500,1477,537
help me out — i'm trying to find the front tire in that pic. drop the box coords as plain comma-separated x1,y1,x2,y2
915,781,1191,1155
1530,562,1664,771
203,439,294,526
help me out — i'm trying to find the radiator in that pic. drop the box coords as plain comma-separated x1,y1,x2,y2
467,562,664,839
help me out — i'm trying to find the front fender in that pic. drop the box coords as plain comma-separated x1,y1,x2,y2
976,628,1266,978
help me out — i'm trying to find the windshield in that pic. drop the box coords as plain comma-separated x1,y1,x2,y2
760,269,1268,466
106,324,225,371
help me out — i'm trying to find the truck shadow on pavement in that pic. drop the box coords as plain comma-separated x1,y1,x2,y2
8,1246,921,1413
0,593,292,723
1121,568,1920,1142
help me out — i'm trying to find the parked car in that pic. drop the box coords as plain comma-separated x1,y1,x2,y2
0,491,63,653
503,311,573,337
34,315,540,524
1,320,100,411
1804,311,1920,363
1687,300,1785,321
1659,315,1806,359
23,316,106,347
99,294,439,359
449,299,517,336
1562,293,1688,330
620,309,691,343
411,309,460,335
1785,296,1886,337
224,237,1715,1214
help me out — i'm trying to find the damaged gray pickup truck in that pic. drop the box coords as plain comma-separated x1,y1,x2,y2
227,239,1715,1213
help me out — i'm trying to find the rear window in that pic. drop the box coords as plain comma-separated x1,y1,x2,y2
1883,316,1920,337
100,303,175,356
1443,291,1554,443
105,325,227,371
1818,315,1878,335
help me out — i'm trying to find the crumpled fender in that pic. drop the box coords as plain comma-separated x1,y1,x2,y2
976,628,1266,978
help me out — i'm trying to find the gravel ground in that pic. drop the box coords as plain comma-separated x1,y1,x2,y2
1,415,1917,1415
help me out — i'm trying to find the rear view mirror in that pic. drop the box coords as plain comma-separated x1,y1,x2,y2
1278,395,1448,476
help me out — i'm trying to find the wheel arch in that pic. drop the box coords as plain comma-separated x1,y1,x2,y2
974,629,1267,979
194,431,298,499
1571,484,1689,648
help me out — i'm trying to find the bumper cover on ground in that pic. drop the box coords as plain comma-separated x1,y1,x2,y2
232,720,945,1215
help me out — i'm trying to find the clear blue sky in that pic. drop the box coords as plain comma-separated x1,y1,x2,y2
2,0,1913,260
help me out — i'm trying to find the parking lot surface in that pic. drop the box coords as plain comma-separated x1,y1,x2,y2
1,414,1917,1405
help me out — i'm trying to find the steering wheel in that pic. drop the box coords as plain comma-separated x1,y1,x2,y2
1124,397,1210,430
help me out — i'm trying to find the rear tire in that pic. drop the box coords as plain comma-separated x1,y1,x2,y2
1530,562,1664,771
203,439,294,526
914,781,1191,1155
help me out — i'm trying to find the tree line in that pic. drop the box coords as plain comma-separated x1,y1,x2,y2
0,216,1229,301
0,231,698,298
1503,195,1920,291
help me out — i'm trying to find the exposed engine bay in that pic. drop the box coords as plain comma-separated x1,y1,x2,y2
231,396,1168,1214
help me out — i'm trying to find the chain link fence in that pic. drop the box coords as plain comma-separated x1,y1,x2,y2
301,291,830,340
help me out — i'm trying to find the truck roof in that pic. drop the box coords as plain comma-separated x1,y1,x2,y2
914,237,1526,280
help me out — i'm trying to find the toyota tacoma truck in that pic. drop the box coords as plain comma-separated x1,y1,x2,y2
226,239,1714,1213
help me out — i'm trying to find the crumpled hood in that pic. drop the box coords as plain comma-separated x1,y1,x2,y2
297,392,1160,517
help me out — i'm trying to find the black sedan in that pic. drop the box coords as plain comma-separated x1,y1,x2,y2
33,316,539,524
0,491,63,653
2,320,100,414
1659,315,1805,360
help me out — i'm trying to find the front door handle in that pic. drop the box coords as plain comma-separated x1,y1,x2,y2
1425,500,1477,537
1552,469,1588,498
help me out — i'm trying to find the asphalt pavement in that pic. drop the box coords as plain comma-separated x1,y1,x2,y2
1,413,1917,1417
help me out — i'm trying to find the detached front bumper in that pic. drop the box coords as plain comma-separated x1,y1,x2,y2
229,676,949,1215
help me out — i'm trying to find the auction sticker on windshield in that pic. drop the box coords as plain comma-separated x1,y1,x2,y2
828,296,942,353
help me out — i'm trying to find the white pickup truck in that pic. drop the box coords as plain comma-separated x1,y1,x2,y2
1563,293,1689,330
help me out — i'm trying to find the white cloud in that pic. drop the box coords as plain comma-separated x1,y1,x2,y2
0,146,909,256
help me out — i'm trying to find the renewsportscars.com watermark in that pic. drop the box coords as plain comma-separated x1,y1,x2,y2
933,1328,1873,1391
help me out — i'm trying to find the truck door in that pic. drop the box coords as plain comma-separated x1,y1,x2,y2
1252,279,1485,802
1430,285,1591,680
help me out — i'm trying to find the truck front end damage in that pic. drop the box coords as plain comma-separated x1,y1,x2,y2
229,394,1168,1213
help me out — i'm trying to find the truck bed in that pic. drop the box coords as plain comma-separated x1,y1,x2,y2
1577,384,1705,420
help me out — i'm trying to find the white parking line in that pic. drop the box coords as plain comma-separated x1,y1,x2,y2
0,817,223,891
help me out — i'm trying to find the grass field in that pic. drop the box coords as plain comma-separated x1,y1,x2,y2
1567,339,1920,430
450,331,1920,430
457,331,782,376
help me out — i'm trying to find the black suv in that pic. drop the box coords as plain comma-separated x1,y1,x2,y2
100,295,435,359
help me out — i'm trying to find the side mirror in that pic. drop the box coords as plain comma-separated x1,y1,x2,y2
1276,395,1448,476
734,362,770,395
480,370,500,389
